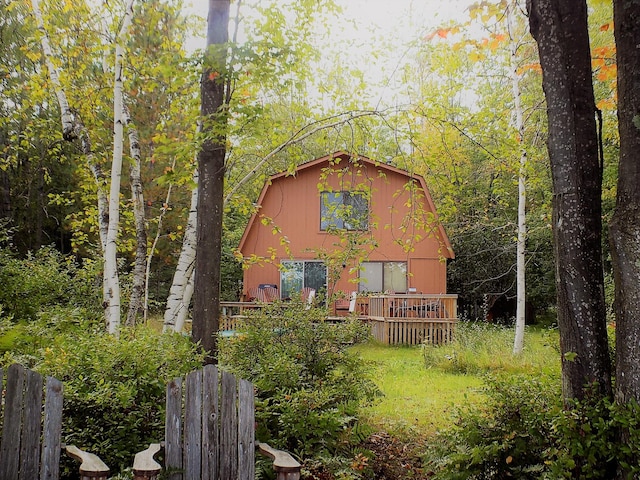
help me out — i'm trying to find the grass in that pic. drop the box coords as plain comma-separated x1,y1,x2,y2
351,324,561,436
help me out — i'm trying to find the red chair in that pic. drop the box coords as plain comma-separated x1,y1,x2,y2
262,286,279,302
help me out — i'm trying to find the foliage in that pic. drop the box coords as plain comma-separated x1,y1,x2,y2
424,374,562,479
424,375,640,479
422,322,560,375
33,325,203,478
0,246,102,323
218,299,378,476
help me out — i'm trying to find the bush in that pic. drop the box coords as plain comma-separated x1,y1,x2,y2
218,299,378,474
424,374,640,479
34,325,203,478
0,246,102,323
424,374,561,479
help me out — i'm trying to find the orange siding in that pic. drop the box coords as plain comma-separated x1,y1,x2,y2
239,154,452,299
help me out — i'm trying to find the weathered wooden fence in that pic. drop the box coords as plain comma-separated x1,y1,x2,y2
134,364,301,480
0,364,109,480
0,363,64,480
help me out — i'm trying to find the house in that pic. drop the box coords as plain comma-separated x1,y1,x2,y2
237,151,454,303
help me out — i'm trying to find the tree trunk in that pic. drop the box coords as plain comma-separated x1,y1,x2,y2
508,0,527,355
164,172,198,332
124,105,147,327
527,0,612,400
611,0,640,412
104,0,136,335
192,0,230,363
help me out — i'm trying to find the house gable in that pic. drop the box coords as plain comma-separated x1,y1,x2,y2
238,151,454,260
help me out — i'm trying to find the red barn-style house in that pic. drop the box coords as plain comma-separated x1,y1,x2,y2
233,151,458,345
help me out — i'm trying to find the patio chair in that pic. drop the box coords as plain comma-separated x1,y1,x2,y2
301,287,316,308
261,286,279,302
335,291,357,316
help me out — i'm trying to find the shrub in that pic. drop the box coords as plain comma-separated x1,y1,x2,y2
0,246,102,323
34,325,203,478
218,299,378,472
424,374,561,479
424,374,640,480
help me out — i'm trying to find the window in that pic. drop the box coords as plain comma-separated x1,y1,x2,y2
320,191,368,231
280,260,327,299
359,261,407,293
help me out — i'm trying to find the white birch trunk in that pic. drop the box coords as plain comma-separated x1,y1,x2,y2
31,0,109,253
105,0,136,335
123,104,147,326
508,0,527,354
163,171,198,332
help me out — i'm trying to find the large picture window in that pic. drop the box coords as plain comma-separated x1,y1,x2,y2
320,191,368,231
280,260,327,299
359,261,407,293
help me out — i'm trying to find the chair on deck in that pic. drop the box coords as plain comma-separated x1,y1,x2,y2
334,291,357,316
0,363,110,480
261,286,279,302
132,365,301,480
301,288,316,309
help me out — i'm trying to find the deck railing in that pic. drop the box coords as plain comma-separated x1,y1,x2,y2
365,294,458,346
220,293,458,346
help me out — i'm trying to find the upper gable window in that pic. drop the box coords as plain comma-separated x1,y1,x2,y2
320,191,369,231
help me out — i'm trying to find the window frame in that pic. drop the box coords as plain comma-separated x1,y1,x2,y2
280,260,327,299
320,191,369,231
358,261,408,293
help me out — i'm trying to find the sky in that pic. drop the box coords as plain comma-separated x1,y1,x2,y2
185,0,476,108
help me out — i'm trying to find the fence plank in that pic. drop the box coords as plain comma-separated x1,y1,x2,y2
40,376,63,480
219,371,238,480
165,377,183,480
0,368,3,420
20,368,43,480
0,363,26,479
201,364,218,480
184,369,203,480
238,379,255,480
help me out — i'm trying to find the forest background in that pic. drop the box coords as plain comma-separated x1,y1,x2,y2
3,0,614,327
1,0,634,478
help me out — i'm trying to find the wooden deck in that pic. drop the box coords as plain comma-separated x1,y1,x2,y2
220,294,458,346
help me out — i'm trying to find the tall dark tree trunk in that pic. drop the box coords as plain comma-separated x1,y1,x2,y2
611,0,640,406
527,0,612,401
611,10,640,476
193,0,230,364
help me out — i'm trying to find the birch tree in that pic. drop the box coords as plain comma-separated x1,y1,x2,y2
163,171,197,332
104,0,136,334
30,0,110,254
507,0,527,354
123,104,147,326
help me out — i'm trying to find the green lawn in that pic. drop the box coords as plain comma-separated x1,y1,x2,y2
351,325,561,436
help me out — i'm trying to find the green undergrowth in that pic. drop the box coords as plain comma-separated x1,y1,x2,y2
351,324,561,437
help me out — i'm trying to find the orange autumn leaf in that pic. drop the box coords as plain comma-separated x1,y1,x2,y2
208,71,220,81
